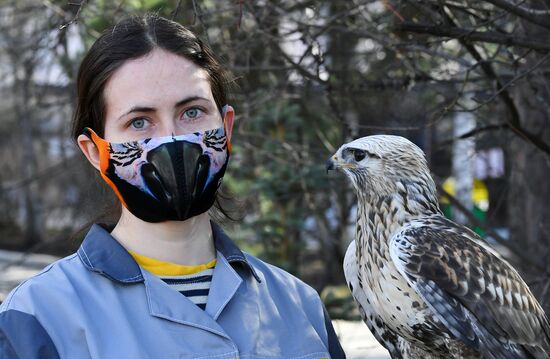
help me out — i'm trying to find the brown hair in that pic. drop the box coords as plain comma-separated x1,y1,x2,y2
71,13,231,139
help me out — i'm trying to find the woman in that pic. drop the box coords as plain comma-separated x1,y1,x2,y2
0,14,346,359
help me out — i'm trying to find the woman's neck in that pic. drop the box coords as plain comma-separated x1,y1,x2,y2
110,209,216,266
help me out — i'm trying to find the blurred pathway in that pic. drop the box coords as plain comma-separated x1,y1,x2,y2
0,250,390,358
0,249,60,303
333,319,390,359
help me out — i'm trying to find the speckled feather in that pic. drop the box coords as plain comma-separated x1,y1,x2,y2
333,135,550,359
391,216,550,358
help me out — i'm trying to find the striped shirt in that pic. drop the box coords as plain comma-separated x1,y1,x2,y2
159,269,213,310
129,251,216,310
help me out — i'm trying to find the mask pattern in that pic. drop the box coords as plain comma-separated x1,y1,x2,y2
84,126,230,223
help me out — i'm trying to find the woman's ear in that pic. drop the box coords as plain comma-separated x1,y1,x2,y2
77,134,101,172
223,105,235,142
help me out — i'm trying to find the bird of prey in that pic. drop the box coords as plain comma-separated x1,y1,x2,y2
327,135,550,359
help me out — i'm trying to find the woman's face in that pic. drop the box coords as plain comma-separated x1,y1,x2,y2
78,48,234,171
103,48,225,143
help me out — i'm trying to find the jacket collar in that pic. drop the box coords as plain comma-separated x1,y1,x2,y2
77,221,261,284
210,222,261,282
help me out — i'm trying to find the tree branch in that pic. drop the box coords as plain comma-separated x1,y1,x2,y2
435,123,510,149
396,18,550,155
58,0,89,31
483,0,550,30
394,22,550,52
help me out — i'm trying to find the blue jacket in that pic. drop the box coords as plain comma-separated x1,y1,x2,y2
0,222,345,359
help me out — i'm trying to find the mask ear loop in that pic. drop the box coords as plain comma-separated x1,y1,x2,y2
221,104,232,154
81,127,130,209
82,127,94,140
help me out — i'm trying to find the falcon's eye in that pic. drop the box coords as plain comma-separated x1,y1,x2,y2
353,149,366,162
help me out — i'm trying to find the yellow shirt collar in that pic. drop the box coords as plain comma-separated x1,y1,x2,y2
129,250,216,276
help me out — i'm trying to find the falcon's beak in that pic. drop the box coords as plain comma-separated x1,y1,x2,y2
326,155,346,173
326,157,336,172
326,155,355,173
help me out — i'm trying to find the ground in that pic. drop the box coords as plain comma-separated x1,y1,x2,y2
333,319,391,358
0,249,390,358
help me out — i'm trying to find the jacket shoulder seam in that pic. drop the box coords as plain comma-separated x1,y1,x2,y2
3,253,78,310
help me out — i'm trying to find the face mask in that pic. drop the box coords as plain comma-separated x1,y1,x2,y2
84,123,231,223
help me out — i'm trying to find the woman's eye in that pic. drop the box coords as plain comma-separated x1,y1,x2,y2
128,118,151,130
353,149,366,162
183,108,203,120
130,118,148,129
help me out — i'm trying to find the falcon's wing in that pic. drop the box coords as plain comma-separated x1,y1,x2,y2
389,215,550,359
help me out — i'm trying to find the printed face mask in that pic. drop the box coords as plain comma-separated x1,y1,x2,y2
84,124,231,223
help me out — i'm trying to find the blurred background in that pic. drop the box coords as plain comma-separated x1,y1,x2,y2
0,0,549,326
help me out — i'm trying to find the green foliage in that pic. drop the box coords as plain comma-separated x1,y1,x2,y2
226,95,343,274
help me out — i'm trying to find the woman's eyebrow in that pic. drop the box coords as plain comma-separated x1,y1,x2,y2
117,96,210,121
118,105,155,121
175,95,209,108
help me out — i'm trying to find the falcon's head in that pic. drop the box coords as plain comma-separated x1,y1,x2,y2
327,135,437,205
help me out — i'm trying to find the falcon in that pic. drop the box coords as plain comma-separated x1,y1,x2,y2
326,135,550,359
